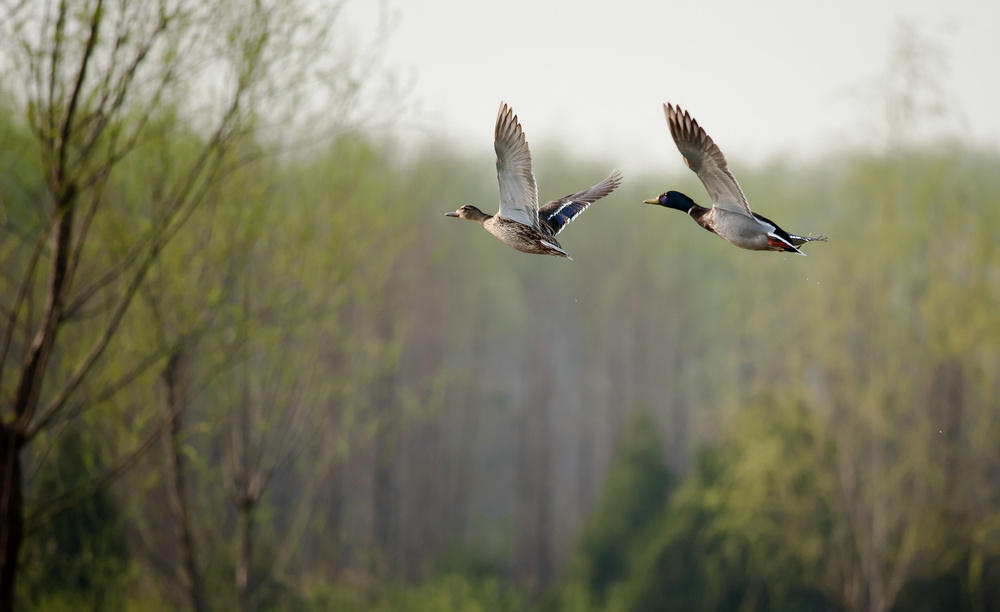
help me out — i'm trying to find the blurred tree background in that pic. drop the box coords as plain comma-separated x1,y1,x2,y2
1,2,999,611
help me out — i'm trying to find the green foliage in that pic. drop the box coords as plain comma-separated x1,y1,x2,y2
298,575,523,612
20,430,130,609
581,388,1000,612
10,128,1000,610
566,411,672,605
595,402,832,612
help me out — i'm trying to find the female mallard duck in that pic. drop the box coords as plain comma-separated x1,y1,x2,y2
644,103,826,255
446,102,622,260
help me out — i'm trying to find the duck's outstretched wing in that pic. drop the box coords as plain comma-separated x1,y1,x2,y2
665,103,753,220
538,170,622,236
494,102,539,228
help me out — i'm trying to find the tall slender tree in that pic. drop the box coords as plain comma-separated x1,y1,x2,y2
0,0,373,606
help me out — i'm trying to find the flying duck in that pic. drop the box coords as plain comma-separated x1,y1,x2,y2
446,102,622,260
644,103,826,255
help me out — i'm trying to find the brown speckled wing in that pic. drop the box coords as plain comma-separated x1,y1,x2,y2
494,103,539,228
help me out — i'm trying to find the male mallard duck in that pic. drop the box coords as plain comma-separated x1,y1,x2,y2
446,102,622,260
644,103,826,255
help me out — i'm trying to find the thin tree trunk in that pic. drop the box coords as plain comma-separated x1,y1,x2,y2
236,500,254,611
535,378,553,589
515,320,554,596
163,353,208,612
0,427,24,612
373,404,398,578
1,183,78,609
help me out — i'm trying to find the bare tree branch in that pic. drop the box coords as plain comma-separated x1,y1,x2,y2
0,214,57,395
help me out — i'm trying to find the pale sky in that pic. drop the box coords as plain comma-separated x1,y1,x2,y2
343,0,1000,172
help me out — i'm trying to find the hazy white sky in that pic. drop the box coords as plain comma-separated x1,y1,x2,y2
343,0,1000,172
